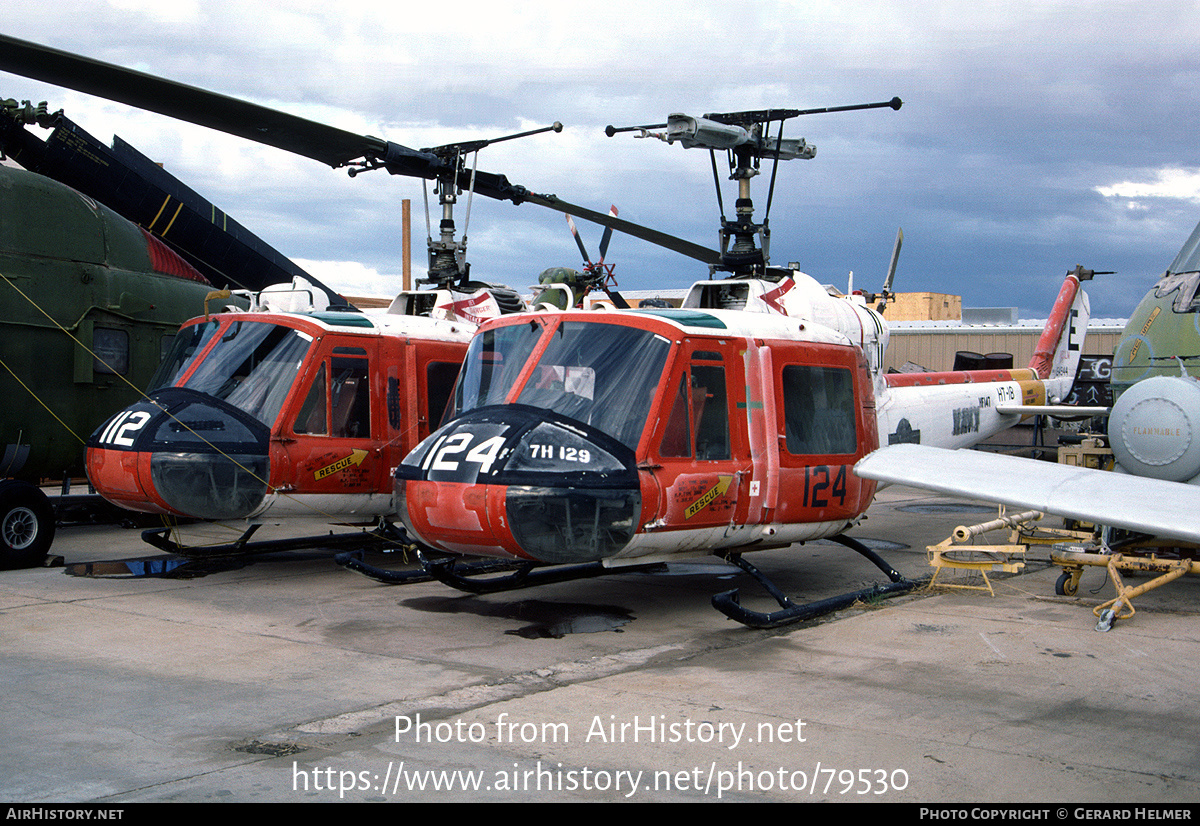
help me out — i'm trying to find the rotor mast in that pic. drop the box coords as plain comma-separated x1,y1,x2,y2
720,122,784,274
407,122,565,290
606,97,902,278
428,170,467,287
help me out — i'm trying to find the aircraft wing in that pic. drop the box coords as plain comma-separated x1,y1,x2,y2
854,444,1200,545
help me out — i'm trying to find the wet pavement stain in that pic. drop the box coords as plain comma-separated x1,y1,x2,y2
64,556,248,578
402,595,634,638
1042,648,1095,659
235,740,307,756
63,550,333,579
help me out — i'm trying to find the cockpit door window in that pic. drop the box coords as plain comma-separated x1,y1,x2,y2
293,352,371,439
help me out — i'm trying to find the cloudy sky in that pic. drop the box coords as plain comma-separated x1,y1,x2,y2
3,0,1199,318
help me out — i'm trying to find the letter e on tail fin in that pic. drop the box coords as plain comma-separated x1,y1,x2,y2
1028,270,1090,397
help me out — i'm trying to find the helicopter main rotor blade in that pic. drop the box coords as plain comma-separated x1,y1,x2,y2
527,193,722,267
602,283,631,310
0,33,394,168
877,227,903,313
0,33,535,200
883,227,903,294
0,34,720,262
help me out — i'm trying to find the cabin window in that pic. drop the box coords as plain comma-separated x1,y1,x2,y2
454,323,542,413
218,328,312,429
295,364,327,435
660,375,692,458
781,365,857,455
692,365,730,459
659,363,730,460
426,361,460,427
453,321,669,449
330,356,370,438
174,322,312,427
293,355,371,438
92,328,129,375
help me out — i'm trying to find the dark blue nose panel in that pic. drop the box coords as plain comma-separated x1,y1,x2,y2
398,405,641,563
88,387,270,520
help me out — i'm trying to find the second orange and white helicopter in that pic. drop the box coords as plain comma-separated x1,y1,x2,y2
386,106,1093,627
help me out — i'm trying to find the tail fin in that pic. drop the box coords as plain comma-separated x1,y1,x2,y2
1028,267,1091,385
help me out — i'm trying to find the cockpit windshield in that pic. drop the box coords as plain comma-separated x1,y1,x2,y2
451,322,543,414
452,320,671,449
161,321,313,428
1168,219,1200,276
1154,270,1200,314
149,319,219,392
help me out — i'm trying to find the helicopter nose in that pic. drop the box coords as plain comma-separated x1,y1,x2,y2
86,387,271,520
396,405,641,564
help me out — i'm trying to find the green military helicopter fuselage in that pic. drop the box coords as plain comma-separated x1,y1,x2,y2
0,163,223,566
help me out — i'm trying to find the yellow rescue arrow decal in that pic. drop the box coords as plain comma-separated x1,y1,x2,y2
684,475,734,519
315,449,369,480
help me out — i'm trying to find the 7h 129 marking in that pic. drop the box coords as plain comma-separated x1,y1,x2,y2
529,444,592,463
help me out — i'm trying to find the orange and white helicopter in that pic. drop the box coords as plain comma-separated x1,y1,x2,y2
84,285,474,540
383,105,1093,627
80,111,557,545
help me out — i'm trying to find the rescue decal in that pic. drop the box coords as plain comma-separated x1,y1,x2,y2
315,448,369,480
684,475,734,519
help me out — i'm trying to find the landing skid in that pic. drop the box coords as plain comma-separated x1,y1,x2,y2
140,521,408,559
343,550,667,591
711,534,916,629
421,555,667,593
338,533,914,629
336,551,530,585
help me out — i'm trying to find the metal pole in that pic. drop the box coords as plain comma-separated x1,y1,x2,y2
402,199,411,292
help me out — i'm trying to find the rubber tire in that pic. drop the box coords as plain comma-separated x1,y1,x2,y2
1054,570,1078,597
0,480,55,569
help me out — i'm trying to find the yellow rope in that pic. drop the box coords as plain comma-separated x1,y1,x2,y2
0,353,85,444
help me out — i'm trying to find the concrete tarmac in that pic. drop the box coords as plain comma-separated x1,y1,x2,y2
2,484,1199,803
